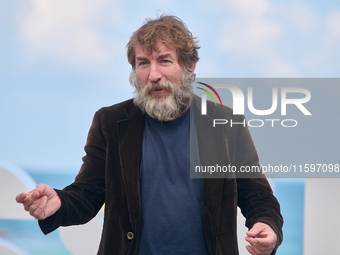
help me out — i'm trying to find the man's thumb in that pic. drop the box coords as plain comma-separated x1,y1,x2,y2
246,223,264,237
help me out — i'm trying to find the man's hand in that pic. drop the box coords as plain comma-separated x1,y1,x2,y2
16,184,61,220
245,222,277,255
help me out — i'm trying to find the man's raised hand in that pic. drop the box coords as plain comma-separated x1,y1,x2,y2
16,184,61,220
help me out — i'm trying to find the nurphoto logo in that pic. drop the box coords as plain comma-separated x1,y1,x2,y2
197,82,312,128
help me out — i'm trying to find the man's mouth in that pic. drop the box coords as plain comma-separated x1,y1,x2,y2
153,88,166,93
145,82,173,97
149,85,170,94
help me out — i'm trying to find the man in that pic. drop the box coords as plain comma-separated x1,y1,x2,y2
16,15,283,255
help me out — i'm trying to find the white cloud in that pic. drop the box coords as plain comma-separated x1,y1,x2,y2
218,16,281,55
216,0,297,76
228,0,270,17
327,11,340,39
216,0,282,54
212,0,340,77
284,2,319,34
22,0,122,70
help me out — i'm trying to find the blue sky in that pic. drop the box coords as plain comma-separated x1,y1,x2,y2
1,0,339,172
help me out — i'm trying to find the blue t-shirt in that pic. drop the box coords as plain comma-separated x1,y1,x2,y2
137,109,209,255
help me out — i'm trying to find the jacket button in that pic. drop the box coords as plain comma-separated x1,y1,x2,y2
127,232,134,240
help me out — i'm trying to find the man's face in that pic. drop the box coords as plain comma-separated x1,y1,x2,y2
134,42,184,94
131,42,195,121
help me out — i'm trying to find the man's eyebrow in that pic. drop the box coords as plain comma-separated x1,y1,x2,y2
136,56,148,61
158,53,173,59
135,53,174,61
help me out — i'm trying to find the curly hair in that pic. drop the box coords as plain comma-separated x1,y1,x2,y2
127,15,200,71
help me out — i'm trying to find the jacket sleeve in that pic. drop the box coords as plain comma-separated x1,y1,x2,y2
233,115,283,255
39,111,106,234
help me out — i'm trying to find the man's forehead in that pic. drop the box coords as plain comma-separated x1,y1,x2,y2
134,42,177,58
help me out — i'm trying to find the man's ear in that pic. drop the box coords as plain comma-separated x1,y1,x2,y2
189,61,197,74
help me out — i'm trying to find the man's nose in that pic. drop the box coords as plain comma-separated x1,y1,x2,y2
148,63,162,82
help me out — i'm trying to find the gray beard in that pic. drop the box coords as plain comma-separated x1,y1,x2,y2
130,69,193,121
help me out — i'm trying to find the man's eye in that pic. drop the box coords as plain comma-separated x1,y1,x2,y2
138,61,147,66
162,60,170,63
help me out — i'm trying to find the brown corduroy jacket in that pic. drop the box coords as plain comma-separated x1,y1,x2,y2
39,96,283,255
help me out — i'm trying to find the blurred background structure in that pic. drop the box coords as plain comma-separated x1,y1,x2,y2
1,0,339,254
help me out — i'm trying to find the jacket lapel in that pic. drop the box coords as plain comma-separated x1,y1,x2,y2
117,102,145,230
193,96,226,236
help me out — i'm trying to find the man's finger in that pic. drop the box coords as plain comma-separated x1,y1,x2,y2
29,196,48,220
35,184,47,195
28,195,44,215
246,236,274,247
246,244,258,255
25,192,36,204
23,191,42,211
245,236,258,246
34,196,48,219
15,193,27,203
245,237,264,251
247,243,274,255
246,234,275,254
